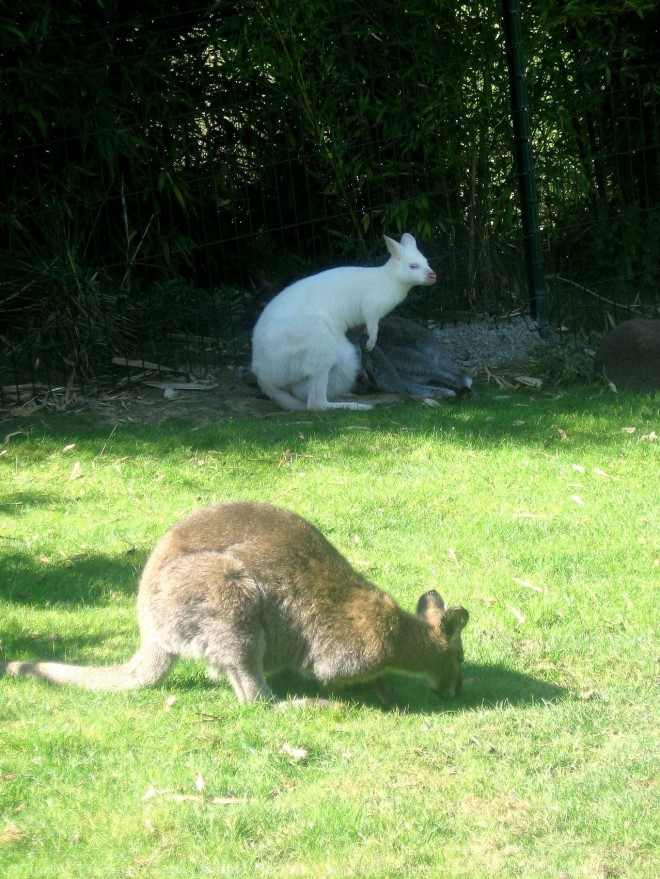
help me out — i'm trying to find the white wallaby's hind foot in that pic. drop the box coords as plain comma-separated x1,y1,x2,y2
251,234,436,411
258,385,372,412
257,381,308,411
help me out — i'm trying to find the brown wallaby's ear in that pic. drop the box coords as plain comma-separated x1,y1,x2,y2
440,607,469,638
416,590,446,618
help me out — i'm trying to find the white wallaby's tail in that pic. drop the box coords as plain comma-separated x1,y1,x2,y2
0,644,175,691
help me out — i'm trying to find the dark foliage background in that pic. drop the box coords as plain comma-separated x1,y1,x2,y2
1,0,658,401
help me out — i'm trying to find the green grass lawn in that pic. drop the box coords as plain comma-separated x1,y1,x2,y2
1,386,658,878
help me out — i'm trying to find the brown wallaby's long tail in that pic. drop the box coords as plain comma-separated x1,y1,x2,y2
0,643,175,691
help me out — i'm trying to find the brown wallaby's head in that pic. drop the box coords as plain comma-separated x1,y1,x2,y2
416,590,469,698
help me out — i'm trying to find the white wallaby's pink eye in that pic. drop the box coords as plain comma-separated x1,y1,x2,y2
409,263,419,269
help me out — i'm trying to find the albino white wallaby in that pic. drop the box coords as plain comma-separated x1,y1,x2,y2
251,233,436,410
0,503,468,704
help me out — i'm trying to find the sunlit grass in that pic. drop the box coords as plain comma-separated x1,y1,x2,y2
1,386,658,878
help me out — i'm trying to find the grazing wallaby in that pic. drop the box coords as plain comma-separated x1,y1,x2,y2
251,234,437,410
349,316,475,400
0,503,468,704
594,318,660,390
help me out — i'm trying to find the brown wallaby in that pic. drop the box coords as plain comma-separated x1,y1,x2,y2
0,503,469,704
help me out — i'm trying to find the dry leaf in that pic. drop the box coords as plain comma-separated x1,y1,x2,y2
62,443,76,452
514,375,543,389
2,824,25,844
68,461,82,481
621,426,636,434
422,397,441,408
163,695,177,710
195,775,205,793
512,420,526,426
280,743,309,761
571,494,585,506
513,577,544,592
3,430,26,444
640,431,658,442
572,464,585,473
508,606,525,624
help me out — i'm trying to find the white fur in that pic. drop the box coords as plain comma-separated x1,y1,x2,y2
251,233,437,411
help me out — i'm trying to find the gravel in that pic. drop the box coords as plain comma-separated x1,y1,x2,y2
431,315,544,372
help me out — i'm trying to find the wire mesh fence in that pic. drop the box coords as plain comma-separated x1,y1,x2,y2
1,1,659,408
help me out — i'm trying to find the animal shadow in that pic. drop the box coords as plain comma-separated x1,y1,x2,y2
267,662,567,714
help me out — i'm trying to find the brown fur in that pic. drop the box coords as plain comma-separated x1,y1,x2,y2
594,318,660,390
0,503,468,704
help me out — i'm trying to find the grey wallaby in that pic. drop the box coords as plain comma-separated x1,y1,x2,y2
349,315,475,400
0,503,469,704
593,318,660,391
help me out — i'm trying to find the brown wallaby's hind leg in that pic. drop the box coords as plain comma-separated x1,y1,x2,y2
209,644,275,704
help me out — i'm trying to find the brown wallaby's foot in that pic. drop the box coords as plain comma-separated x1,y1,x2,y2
224,667,275,704
274,697,333,710
371,677,399,707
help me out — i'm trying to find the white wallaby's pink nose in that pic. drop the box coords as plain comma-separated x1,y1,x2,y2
426,270,437,285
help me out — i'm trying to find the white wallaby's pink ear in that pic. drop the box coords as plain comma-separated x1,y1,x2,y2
400,232,416,248
383,235,402,259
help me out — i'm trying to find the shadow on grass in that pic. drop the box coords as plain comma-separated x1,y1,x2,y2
264,662,567,714
125,387,658,456
3,386,657,459
0,549,144,606
0,628,140,666
0,641,565,717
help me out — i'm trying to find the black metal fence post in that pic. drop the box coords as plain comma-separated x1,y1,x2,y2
502,0,549,338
